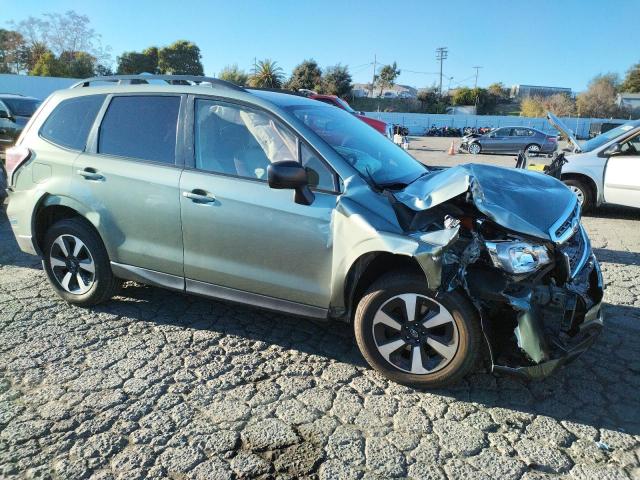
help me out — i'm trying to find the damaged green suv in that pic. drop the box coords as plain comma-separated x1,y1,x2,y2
5,75,604,387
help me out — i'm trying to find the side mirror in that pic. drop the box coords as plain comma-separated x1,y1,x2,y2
0,110,11,120
267,161,315,206
602,143,621,157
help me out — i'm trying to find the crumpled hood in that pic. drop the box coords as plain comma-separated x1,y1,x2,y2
394,164,575,240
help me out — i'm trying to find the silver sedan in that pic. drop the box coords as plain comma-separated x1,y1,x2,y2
461,126,558,155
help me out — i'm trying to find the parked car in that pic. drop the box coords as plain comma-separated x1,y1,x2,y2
309,94,394,139
460,126,557,155
5,75,603,387
548,112,640,210
588,121,625,139
0,93,41,157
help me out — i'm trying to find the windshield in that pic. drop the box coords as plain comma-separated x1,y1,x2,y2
286,103,427,186
580,123,637,152
2,98,41,117
334,97,356,113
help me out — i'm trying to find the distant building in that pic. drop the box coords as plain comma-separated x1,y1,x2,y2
352,83,417,99
510,84,572,99
616,92,640,113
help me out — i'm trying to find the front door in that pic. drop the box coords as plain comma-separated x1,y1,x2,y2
604,133,640,208
180,98,338,308
72,94,185,276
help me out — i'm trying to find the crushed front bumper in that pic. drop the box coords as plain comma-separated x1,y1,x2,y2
468,253,604,380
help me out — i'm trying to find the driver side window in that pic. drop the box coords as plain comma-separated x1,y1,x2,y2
619,133,640,156
194,99,297,180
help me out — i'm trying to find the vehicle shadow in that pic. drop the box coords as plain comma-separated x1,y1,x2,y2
2,206,639,436
593,248,640,267
584,205,640,221
0,206,41,269
96,280,640,437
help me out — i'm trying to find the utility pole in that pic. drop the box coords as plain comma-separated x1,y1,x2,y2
473,66,482,88
370,54,377,98
473,66,482,111
436,47,448,96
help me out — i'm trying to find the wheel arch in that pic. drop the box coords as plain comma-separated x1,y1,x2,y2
33,195,110,257
340,251,430,323
560,172,599,204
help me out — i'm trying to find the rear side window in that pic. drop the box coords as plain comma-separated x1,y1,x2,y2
98,96,180,164
40,95,105,150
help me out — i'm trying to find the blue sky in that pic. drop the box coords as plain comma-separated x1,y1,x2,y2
2,0,639,92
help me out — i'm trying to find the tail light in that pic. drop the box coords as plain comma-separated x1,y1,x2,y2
5,145,31,185
547,136,557,142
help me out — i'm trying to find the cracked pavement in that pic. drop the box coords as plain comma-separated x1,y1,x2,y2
0,205,639,479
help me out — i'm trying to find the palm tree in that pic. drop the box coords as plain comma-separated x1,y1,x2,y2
248,59,284,88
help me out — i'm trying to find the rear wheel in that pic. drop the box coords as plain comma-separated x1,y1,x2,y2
525,144,541,156
468,143,481,155
563,178,594,211
354,274,482,388
43,218,120,306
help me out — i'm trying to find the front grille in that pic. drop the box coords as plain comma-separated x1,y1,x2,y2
553,202,580,241
558,227,588,277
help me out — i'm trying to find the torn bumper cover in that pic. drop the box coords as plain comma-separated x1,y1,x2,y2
389,164,604,379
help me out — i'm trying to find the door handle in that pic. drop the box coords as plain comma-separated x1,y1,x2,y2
183,190,216,203
77,168,104,181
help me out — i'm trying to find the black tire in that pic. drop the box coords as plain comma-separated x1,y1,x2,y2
563,178,594,211
525,143,541,156
42,217,120,306
354,273,482,388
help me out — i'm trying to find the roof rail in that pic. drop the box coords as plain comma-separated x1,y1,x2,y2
0,92,27,97
70,75,246,92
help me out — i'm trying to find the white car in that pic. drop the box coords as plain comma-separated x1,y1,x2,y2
548,113,640,210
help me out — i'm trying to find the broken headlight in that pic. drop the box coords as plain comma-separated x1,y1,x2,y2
485,241,551,274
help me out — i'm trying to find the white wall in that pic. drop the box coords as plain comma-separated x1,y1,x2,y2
0,74,79,100
363,112,630,139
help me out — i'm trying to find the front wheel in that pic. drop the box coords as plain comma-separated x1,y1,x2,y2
563,178,594,211
468,143,481,155
354,274,482,388
43,218,120,306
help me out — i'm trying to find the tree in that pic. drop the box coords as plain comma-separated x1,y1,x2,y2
376,62,400,96
218,64,248,86
286,59,322,91
0,29,29,73
621,62,640,93
487,82,509,102
10,10,112,76
520,97,546,117
520,94,576,118
11,10,111,72
30,51,65,77
158,40,203,75
319,64,352,97
576,74,624,118
117,49,159,74
248,59,284,88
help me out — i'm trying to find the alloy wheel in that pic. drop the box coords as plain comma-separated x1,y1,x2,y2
372,293,459,374
469,143,481,154
49,234,96,294
526,144,540,155
569,185,585,205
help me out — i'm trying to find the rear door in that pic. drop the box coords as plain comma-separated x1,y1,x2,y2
603,132,640,208
72,94,185,277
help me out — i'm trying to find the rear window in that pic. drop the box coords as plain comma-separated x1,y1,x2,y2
2,98,41,117
40,95,105,151
98,96,180,164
